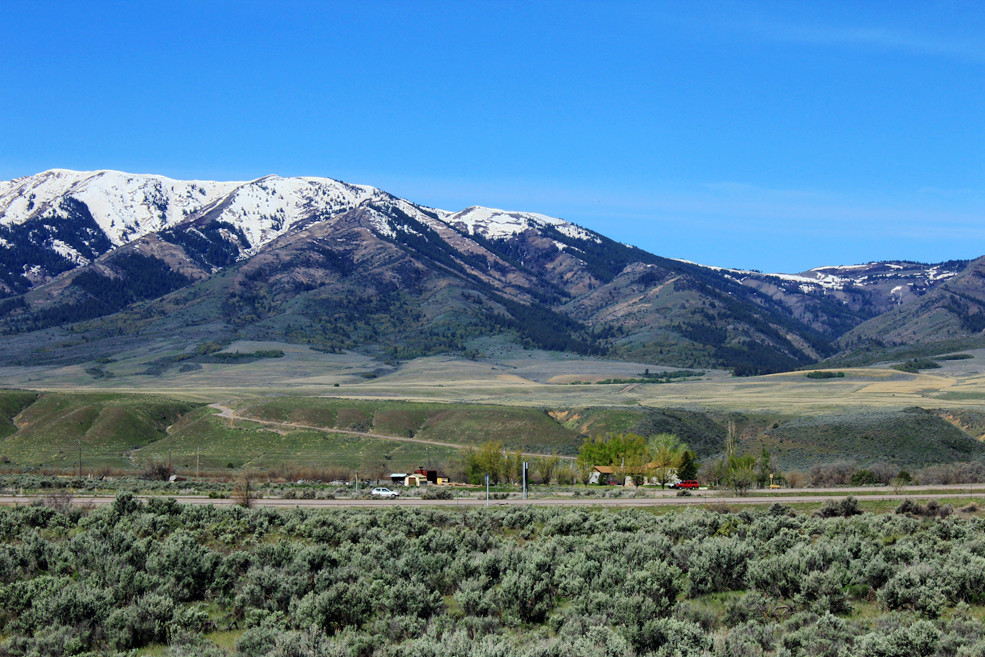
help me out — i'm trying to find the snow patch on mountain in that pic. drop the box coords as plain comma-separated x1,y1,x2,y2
444,206,601,243
0,169,239,245
180,175,381,255
926,266,957,282
49,240,88,265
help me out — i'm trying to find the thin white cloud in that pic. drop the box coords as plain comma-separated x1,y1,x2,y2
749,20,985,62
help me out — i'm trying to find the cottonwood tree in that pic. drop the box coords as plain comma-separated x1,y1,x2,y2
533,453,561,484
647,433,686,488
578,432,692,487
464,440,524,484
726,455,758,495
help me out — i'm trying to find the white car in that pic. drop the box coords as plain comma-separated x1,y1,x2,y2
371,487,399,499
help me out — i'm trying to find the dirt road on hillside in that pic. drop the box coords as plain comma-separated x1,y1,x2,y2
208,404,576,460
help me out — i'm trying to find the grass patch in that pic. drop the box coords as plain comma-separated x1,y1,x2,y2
206,630,244,651
934,391,985,401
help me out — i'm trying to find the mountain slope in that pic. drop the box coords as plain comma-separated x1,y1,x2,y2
838,256,985,352
0,169,978,373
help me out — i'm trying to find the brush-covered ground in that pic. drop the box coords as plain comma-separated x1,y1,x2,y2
2,498,985,657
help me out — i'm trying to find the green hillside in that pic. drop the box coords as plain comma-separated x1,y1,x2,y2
0,390,39,438
2,390,984,476
748,407,985,470
230,397,586,455
0,391,200,469
145,407,461,473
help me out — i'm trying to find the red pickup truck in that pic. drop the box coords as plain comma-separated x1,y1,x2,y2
669,480,700,489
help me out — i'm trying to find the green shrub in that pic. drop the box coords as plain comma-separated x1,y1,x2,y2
851,469,879,486
878,565,946,617
632,617,710,656
684,537,753,596
814,496,862,518
421,487,453,500
105,593,175,649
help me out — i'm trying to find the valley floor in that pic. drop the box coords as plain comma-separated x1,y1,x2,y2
4,340,985,414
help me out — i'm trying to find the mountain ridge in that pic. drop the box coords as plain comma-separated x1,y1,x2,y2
1,169,981,372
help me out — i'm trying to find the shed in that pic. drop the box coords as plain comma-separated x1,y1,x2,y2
588,465,616,485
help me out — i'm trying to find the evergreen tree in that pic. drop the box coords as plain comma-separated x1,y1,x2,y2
677,450,699,481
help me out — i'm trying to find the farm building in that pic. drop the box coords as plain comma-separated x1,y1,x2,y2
588,464,680,487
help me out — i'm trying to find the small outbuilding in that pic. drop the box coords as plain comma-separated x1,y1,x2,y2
588,466,616,485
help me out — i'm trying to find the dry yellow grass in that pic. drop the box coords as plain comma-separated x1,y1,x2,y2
4,342,985,416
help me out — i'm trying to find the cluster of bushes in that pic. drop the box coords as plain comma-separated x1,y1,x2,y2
914,461,985,485
892,359,943,373
207,350,285,363
1,496,985,655
895,499,959,518
575,370,706,385
804,371,846,379
797,461,985,487
805,461,985,487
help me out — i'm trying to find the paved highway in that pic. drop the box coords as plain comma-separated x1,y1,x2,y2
3,486,985,509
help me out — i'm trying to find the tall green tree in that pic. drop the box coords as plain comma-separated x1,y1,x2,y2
533,453,560,484
726,454,758,495
755,447,778,488
647,433,686,488
677,450,699,481
465,440,507,484
577,432,649,485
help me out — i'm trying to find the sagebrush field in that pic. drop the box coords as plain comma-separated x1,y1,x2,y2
1,498,984,656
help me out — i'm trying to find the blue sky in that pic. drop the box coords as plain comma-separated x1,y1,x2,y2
1,1,982,272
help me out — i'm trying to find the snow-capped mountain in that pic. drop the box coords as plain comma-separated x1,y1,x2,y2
0,170,388,288
0,170,611,295
0,169,238,245
0,168,982,372
445,206,602,243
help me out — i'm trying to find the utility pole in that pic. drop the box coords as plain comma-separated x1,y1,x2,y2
522,461,528,500
485,473,490,507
